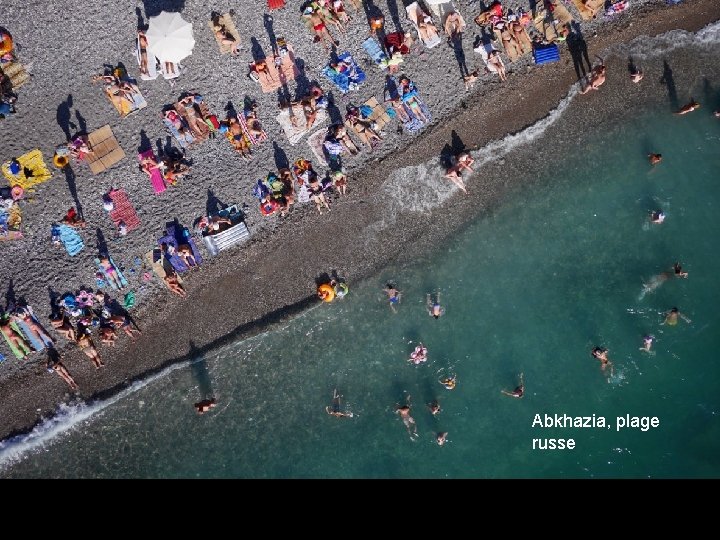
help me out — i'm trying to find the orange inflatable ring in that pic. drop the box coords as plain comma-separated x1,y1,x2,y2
317,283,335,303
10,185,24,200
53,153,69,169
0,32,13,56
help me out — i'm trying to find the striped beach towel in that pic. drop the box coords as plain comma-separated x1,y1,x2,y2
237,112,267,146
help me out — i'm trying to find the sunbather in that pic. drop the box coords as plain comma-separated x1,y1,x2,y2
384,75,410,122
243,103,265,138
164,110,195,145
49,312,75,342
164,61,177,76
109,314,141,340
308,176,331,214
346,107,382,149
227,117,253,161
212,15,241,55
310,12,338,50
444,167,468,194
99,325,117,346
1,313,32,358
164,272,187,298
98,255,125,289
46,349,79,391
498,24,522,61
178,95,208,137
334,124,360,155
414,10,439,43
509,19,532,53
13,307,55,346
138,31,150,75
76,325,104,368
177,243,198,268
488,50,507,81
400,77,428,123
330,0,350,24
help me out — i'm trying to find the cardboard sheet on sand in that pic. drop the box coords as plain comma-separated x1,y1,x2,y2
306,129,329,168
86,125,125,175
533,8,560,43
572,0,605,20
208,14,241,54
108,189,141,233
0,61,29,89
2,149,52,191
253,46,300,93
276,102,328,145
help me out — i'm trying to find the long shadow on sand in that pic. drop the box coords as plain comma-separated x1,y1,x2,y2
63,165,84,220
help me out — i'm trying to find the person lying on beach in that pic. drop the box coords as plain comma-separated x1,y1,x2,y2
109,314,141,340
488,51,507,82
46,348,79,391
301,94,319,129
212,16,241,55
332,124,360,155
383,284,401,312
140,154,162,178
663,307,691,326
138,31,150,75
330,0,351,25
444,11,466,41
309,12,339,50
501,373,525,398
345,107,383,149
416,11,439,43
591,347,611,372
76,325,104,369
99,325,117,346
50,312,75,342
384,75,411,123
13,306,55,346
164,272,187,298
427,292,444,319
98,256,126,290
640,335,654,352
648,153,662,165
178,95,208,137
675,98,700,115
0,313,33,358
226,117,253,161
445,165,469,194
326,389,354,418
195,398,217,415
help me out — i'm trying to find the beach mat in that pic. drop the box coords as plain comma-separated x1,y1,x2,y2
252,45,300,93
138,149,167,194
406,2,442,49
108,189,141,232
15,318,52,352
95,255,128,290
276,103,327,145
533,8,560,43
208,14,241,54
362,37,388,69
86,125,126,175
145,248,184,287
307,129,329,168
1,318,32,360
157,223,202,273
0,61,29,89
52,223,84,256
322,52,365,94
102,79,146,117
571,0,605,20
401,100,432,134
361,97,392,131
0,203,22,241
2,149,52,192
238,112,267,145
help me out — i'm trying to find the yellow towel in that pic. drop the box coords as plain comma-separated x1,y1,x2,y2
1,149,52,191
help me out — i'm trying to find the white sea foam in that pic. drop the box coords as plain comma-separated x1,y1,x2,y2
608,20,720,60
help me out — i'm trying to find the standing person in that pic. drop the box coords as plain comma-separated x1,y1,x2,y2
426,292,444,319
137,31,150,75
383,284,401,312
326,389,354,418
663,307,691,326
46,348,79,391
501,373,524,398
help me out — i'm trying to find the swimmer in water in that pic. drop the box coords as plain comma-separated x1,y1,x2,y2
640,335,654,352
439,375,457,390
715,110,720,118
630,69,643,83
426,292,445,319
194,397,217,415
648,153,662,165
395,396,418,439
591,347,612,372
428,400,441,415
326,388,354,418
409,343,428,364
501,372,524,398
663,307,691,326
436,432,448,446
673,262,688,278
383,284,401,313
650,210,665,224
675,98,700,115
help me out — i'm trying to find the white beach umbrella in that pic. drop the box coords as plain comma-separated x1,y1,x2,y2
146,11,195,63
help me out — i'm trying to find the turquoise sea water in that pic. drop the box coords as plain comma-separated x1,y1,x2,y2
1,37,719,478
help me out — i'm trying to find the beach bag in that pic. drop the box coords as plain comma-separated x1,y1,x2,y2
252,179,270,200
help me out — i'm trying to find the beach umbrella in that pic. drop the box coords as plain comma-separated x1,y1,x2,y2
146,11,195,63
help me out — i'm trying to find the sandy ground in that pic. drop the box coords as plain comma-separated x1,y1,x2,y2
0,0,719,441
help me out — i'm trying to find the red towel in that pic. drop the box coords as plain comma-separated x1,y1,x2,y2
109,189,141,233
267,0,285,10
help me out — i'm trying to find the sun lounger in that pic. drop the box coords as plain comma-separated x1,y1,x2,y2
0,203,22,241
136,37,159,81
209,14,241,54
85,125,126,175
160,62,181,80
202,205,250,256
251,44,300,93
276,102,328,145
406,2,442,49
95,255,128,290
322,52,365,94
572,0,605,20
0,60,29,89
138,149,166,194
1,318,31,360
362,37,389,69
157,222,202,273
2,149,52,193
533,7,560,43
51,223,84,256
163,117,194,149
108,189,141,232
428,1,461,27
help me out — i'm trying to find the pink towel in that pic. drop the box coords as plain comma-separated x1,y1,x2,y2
108,189,141,232
137,150,167,194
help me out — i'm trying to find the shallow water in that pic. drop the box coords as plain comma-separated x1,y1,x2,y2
1,33,720,478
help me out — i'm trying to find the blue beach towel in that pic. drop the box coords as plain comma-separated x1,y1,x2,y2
362,38,388,69
157,223,203,273
95,255,128,290
52,223,84,256
163,117,194,149
322,52,366,94
14,319,52,352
